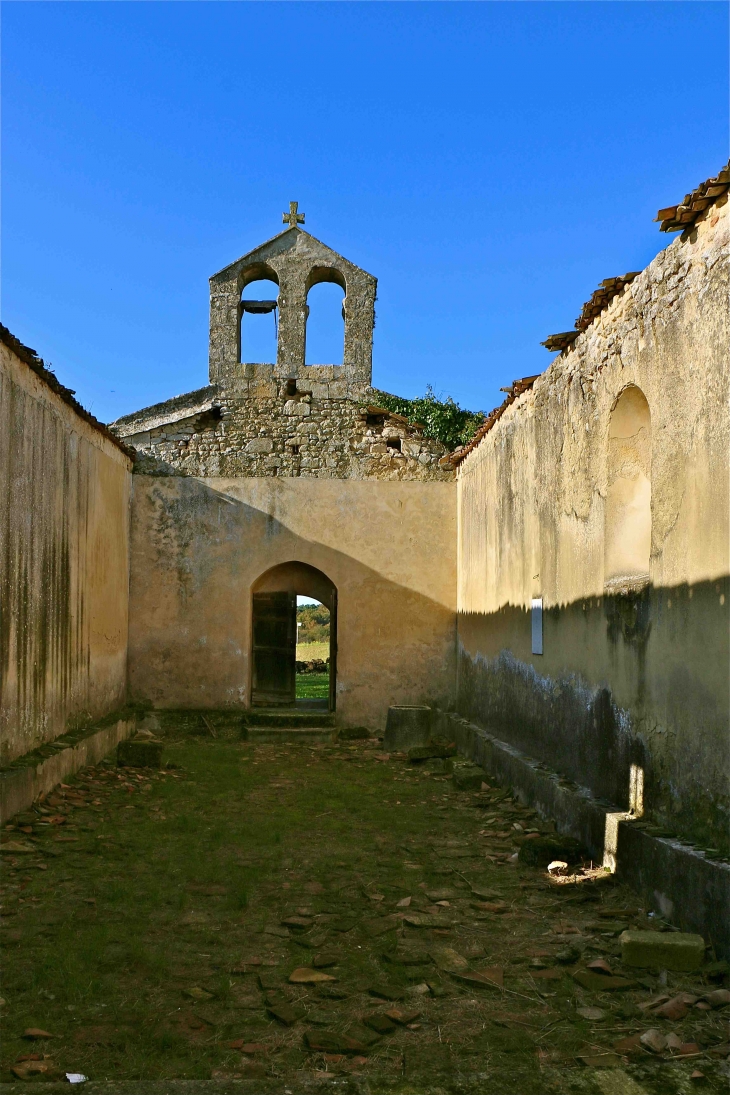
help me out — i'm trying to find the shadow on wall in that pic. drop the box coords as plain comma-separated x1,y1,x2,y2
127,474,456,728
457,577,730,853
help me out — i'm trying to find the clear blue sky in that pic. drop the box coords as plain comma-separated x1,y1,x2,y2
3,2,727,424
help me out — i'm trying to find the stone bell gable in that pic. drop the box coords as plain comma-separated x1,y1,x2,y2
110,208,452,481
208,223,377,390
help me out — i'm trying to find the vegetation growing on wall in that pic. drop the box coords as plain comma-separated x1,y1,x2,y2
372,385,485,451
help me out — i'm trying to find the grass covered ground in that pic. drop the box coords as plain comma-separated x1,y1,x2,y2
1,725,727,1093
295,673,329,700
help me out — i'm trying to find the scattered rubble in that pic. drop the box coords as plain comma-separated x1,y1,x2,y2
1,731,728,1090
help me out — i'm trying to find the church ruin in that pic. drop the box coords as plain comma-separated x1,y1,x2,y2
1,166,728,953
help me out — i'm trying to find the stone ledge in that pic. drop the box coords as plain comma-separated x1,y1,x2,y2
0,718,136,824
0,1082,369,1095
435,709,730,959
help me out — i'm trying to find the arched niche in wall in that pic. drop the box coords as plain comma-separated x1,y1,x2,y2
305,267,346,365
604,385,652,592
239,263,279,363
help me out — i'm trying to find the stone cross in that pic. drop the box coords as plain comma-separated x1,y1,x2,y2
282,201,305,229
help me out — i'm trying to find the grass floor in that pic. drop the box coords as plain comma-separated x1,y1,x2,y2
1,727,727,1093
295,672,329,700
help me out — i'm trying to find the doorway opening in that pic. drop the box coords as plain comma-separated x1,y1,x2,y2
295,597,330,702
251,562,337,711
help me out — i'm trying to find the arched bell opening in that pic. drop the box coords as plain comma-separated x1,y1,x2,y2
305,267,346,365
239,264,280,364
251,562,337,711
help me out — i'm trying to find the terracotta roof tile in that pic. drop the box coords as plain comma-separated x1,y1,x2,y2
655,161,729,233
541,163,729,357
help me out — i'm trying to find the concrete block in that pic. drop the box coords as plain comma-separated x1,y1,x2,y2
620,930,705,971
117,739,164,769
384,706,432,751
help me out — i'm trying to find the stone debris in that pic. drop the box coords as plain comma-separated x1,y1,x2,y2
288,967,336,984
182,986,214,1001
639,1028,667,1054
3,737,726,1090
363,1012,397,1035
304,1031,369,1055
384,1007,421,1025
266,1001,301,1027
572,969,635,992
577,1006,606,1020
431,946,469,972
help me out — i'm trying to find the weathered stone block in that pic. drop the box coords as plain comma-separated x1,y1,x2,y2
245,437,273,453
452,763,487,791
384,705,432,751
117,739,164,769
283,400,311,416
327,380,348,400
620,930,705,971
408,741,456,762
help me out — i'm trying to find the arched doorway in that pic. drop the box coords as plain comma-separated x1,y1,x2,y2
251,562,337,711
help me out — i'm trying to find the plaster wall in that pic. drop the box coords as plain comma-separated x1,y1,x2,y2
128,476,456,729
457,199,729,850
0,341,133,764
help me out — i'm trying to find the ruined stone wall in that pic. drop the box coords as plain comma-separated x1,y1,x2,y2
127,476,457,728
0,338,133,764
113,369,451,482
456,197,729,853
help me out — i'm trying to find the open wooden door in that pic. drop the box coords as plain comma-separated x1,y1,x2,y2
328,588,337,712
251,591,296,706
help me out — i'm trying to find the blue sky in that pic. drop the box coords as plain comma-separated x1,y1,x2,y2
3,2,727,424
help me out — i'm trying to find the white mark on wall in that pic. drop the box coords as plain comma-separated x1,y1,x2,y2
629,763,644,816
531,598,543,655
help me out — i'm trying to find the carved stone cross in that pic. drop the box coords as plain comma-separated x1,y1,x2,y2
282,201,305,229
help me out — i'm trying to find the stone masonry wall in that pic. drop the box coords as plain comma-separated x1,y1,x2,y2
112,369,452,482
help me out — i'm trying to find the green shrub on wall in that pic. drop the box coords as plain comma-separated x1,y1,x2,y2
372,386,485,451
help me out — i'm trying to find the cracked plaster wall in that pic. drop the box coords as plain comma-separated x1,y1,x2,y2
456,198,729,851
0,342,133,764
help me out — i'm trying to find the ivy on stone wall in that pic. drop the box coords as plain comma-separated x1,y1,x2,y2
372,386,485,451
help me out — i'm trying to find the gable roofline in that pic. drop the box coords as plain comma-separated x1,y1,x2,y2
210,226,376,284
